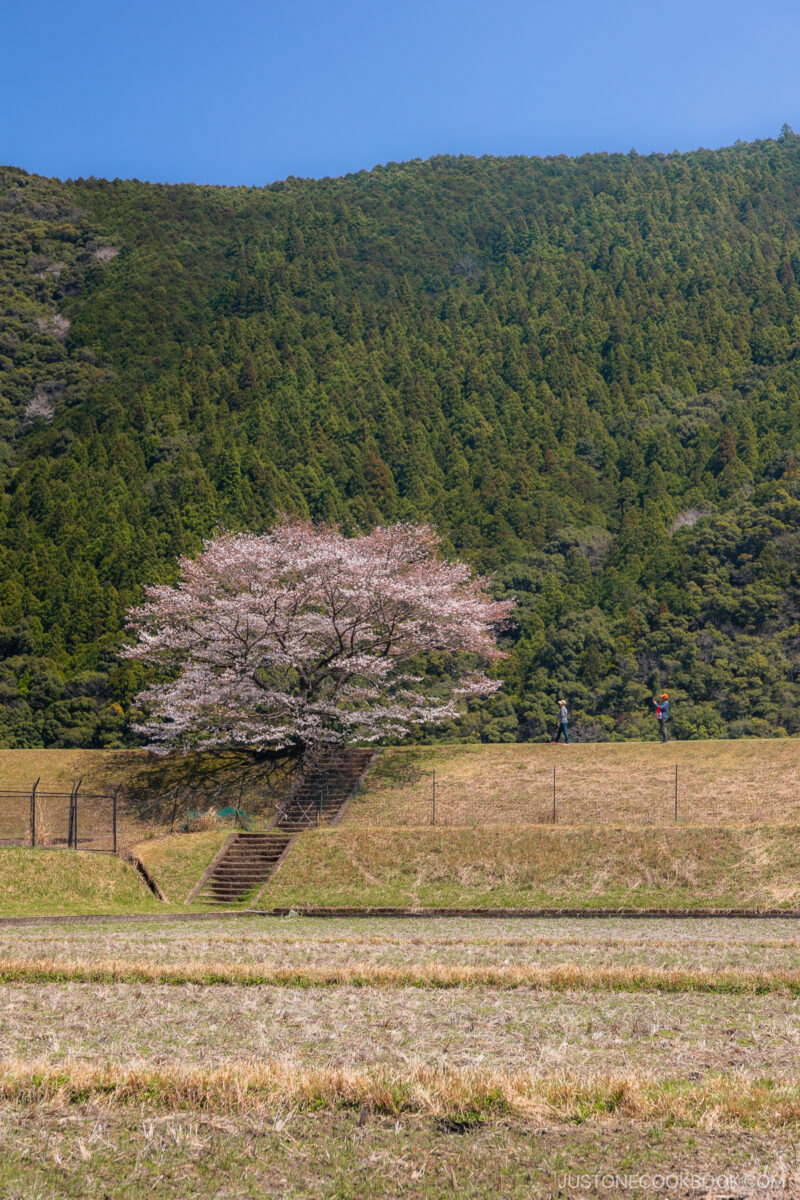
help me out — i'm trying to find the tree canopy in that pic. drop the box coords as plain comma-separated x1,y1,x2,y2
2,130,800,744
124,519,510,756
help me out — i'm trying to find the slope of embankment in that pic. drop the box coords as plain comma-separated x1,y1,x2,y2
255,825,800,913
0,849,163,917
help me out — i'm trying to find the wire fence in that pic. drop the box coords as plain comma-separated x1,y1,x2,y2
0,782,118,852
0,779,290,851
342,762,800,826
6,756,799,843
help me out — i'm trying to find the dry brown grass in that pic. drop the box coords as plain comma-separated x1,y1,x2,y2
0,749,145,792
256,825,800,910
348,741,800,825
5,916,800,976
2,955,800,994
0,1057,798,1127
183,808,223,833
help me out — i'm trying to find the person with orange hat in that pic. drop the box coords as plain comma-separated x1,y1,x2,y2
551,699,570,744
654,693,670,742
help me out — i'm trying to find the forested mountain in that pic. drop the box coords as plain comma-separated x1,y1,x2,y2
2,130,800,746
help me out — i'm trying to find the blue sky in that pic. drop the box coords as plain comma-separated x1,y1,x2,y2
3,0,799,184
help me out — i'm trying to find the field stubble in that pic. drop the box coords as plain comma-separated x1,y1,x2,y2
0,918,797,1079
1,916,799,1195
0,1105,795,1199
3,914,800,970
0,979,798,1078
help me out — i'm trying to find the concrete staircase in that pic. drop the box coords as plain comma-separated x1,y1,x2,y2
189,749,376,905
190,832,291,904
273,747,375,833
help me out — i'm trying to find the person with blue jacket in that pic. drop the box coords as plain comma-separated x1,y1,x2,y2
654,693,670,742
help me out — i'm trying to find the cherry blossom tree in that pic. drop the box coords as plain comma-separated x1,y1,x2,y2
123,518,513,759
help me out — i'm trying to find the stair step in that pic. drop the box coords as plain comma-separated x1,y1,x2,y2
204,884,260,894
233,838,284,844
191,829,294,903
216,867,278,874
220,855,287,862
203,885,255,893
212,872,279,881
195,753,374,905
227,843,287,850
212,868,278,877
214,860,281,867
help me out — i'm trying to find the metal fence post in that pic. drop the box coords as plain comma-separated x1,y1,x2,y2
29,777,40,848
112,787,118,855
432,770,436,826
72,777,82,849
674,764,678,822
552,766,556,824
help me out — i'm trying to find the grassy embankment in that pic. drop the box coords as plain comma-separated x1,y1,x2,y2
0,750,238,912
0,850,163,917
3,742,800,912
344,739,800,825
256,825,800,911
250,740,800,910
132,831,231,904
0,749,144,792
0,750,269,911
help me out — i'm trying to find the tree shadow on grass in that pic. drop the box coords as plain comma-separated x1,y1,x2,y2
73,748,298,829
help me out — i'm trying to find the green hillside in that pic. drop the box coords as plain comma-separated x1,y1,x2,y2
2,130,800,746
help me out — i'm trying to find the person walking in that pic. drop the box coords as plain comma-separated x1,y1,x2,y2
654,692,670,742
551,699,570,744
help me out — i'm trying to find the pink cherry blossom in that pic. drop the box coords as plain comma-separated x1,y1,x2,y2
123,518,514,756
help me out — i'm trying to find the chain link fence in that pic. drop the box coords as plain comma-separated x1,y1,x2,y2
0,777,287,851
0,783,118,851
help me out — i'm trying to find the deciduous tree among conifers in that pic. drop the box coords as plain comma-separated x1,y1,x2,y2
123,518,513,760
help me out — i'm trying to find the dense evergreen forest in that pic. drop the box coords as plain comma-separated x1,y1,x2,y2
2,130,800,747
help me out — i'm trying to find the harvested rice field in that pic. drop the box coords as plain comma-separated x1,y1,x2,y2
0,915,799,1196
4,913,800,971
